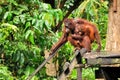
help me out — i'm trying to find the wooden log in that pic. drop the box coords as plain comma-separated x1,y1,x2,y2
86,58,120,65
83,51,120,59
83,51,120,65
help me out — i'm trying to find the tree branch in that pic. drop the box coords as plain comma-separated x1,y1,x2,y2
59,0,67,9
53,0,83,32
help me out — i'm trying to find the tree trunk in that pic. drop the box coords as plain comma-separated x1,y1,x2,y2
105,0,120,51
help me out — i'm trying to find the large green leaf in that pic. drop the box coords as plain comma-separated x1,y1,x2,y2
3,11,12,20
25,30,35,44
25,22,31,30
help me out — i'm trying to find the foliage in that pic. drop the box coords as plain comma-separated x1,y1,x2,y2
0,65,14,80
70,68,95,80
0,0,63,79
63,0,74,10
0,0,108,79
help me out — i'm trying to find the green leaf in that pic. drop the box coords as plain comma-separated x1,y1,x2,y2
19,15,26,24
25,30,35,44
12,10,21,15
1,23,19,32
25,30,31,39
13,16,20,24
18,4,28,11
24,66,35,76
53,9,63,24
7,12,13,21
9,0,18,6
58,10,63,21
19,53,25,65
32,19,36,25
33,20,44,31
29,31,35,44
24,52,29,60
3,12,9,20
12,51,20,62
25,22,31,28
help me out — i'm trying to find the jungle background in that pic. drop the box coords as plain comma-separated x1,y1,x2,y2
0,0,108,80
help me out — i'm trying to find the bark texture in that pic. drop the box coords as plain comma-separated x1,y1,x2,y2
105,0,120,51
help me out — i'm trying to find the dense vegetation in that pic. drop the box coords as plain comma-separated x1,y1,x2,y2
0,0,108,80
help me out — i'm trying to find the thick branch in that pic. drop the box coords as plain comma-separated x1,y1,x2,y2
59,0,67,9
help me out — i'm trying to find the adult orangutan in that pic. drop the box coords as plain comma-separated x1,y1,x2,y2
49,18,99,55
